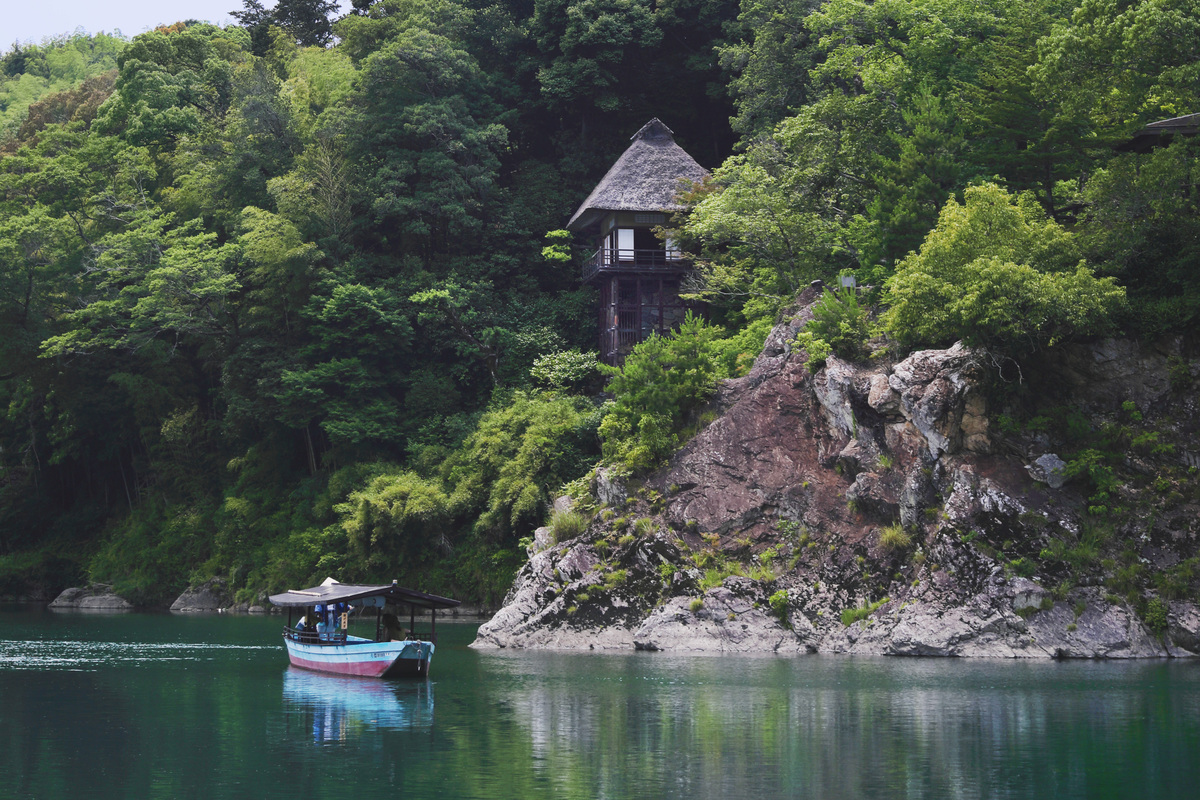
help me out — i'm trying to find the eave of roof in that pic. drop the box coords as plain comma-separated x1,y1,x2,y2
567,118,709,232
268,581,460,609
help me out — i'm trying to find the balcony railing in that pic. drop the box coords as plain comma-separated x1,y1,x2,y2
581,247,689,282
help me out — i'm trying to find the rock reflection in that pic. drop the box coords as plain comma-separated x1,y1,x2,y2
282,668,433,743
477,653,1200,799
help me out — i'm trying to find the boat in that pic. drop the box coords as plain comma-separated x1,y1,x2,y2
268,578,460,678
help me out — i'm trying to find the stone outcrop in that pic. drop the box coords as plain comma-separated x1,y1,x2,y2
170,578,233,613
49,584,134,611
473,287,1200,658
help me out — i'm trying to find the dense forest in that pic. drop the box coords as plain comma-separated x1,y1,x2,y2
1,0,1196,607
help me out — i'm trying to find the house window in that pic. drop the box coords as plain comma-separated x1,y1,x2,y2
634,213,666,224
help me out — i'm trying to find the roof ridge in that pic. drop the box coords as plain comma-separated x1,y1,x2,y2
631,118,674,142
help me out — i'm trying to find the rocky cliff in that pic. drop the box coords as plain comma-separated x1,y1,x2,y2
474,285,1200,657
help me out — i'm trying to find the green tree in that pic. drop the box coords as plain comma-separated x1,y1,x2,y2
598,312,722,472
882,183,1125,354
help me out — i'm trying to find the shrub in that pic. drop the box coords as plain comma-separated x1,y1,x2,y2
548,510,588,542
841,597,889,626
529,349,600,393
1145,598,1169,634
882,184,1125,354
689,597,704,613
879,523,912,553
793,286,870,370
768,589,790,622
633,517,656,537
598,313,722,472
603,569,628,589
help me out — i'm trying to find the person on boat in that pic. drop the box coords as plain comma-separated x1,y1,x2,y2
381,612,406,641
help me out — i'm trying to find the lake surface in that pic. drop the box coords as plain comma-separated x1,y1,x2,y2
2,604,1198,799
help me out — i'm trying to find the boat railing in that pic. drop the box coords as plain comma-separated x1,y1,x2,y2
283,627,348,645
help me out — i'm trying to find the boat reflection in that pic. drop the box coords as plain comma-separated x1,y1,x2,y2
282,667,434,743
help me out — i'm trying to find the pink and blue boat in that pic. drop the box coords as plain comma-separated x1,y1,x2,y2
269,579,460,678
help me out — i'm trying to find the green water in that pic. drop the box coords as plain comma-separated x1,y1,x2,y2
2,605,1198,799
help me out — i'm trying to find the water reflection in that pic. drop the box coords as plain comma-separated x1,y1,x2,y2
473,652,1200,800
282,668,434,743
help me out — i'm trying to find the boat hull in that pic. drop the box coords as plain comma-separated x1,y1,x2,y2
283,636,434,678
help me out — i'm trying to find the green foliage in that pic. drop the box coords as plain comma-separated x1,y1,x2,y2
1145,598,1169,635
794,287,869,369
1064,449,1120,508
598,312,723,473
529,349,600,393
882,184,1126,354
3,0,1200,611
768,589,790,623
548,510,588,542
443,392,601,540
632,517,656,537
879,524,912,553
0,33,125,140
841,597,889,627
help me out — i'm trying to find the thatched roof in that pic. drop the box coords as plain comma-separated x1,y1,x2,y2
567,119,709,231
1119,113,1200,153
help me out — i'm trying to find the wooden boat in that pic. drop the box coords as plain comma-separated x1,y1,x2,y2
269,579,460,678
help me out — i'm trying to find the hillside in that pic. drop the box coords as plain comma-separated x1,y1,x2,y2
475,286,1200,656
2,1,1199,611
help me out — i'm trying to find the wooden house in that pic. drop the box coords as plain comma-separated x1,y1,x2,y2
1118,113,1200,153
568,119,709,364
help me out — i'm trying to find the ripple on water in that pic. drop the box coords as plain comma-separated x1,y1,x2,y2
0,639,276,670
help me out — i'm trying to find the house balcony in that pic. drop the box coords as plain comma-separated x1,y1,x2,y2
581,247,690,282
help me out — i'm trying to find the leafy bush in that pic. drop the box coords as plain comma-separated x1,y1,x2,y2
530,349,601,393
1145,598,1168,634
794,286,870,369
598,313,723,472
443,391,602,539
882,184,1125,354
768,589,790,622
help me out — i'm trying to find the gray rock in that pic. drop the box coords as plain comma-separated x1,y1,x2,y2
471,289,1200,661
1026,454,1068,489
170,578,231,613
1011,578,1048,614
528,526,555,556
867,373,901,416
812,355,859,439
889,342,978,458
49,585,133,611
632,584,814,653
594,467,627,507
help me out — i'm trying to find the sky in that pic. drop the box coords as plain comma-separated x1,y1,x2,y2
4,1,351,48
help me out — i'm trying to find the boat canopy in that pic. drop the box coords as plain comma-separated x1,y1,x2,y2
269,580,460,610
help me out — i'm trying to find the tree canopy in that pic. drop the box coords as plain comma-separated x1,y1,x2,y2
0,1,1195,605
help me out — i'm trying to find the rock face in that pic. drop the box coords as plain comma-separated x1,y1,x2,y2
473,288,1200,658
170,578,233,613
49,585,134,611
